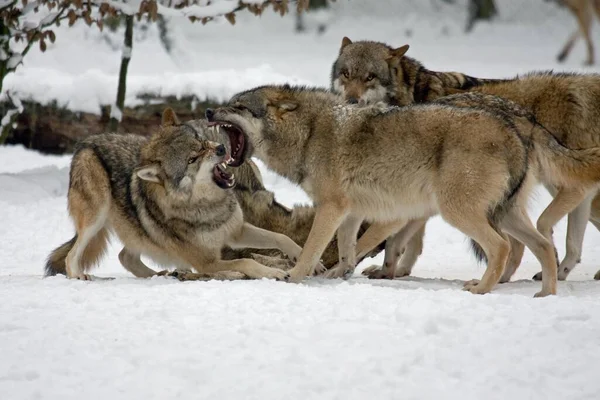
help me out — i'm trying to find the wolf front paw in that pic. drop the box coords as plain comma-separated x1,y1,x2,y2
323,264,354,279
361,264,382,276
367,268,394,280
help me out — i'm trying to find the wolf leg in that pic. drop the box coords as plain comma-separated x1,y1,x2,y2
204,258,290,281
286,201,350,283
366,219,425,280
536,187,590,275
324,214,363,279
395,218,427,277
440,207,509,295
65,204,110,281
156,269,245,281
557,30,579,63
555,193,593,280
228,222,326,273
501,206,557,297
118,248,157,278
499,235,525,283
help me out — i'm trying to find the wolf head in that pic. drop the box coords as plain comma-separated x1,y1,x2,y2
205,85,339,181
135,108,235,193
330,37,409,105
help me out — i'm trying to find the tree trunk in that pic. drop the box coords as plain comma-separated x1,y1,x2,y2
108,15,134,132
0,19,10,144
466,0,497,33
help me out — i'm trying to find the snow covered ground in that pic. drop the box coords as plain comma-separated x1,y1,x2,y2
2,1,600,399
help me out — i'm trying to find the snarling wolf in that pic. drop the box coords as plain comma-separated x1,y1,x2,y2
331,37,600,281
45,108,304,281
206,85,600,296
183,119,385,270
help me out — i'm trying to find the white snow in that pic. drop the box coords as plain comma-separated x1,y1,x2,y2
109,103,123,121
121,45,132,59
2,1,600,399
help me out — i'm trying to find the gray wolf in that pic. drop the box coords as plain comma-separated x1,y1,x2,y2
183,119,384,271
45,108,303,281
204,85,600,297
331,37,600,282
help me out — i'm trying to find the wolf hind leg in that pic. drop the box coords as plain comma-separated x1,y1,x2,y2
499,235,525,283
65,209,110,280
395,218,427,277
65,148,111,280
118,248,157,278
501,206,557,297
535,187,590,273
439,205,509,295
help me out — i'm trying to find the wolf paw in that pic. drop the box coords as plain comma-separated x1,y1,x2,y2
323,264,354,279
395,267,412,278
462,280,491,295
313,261,327,275
532,271,543,281
533,289,556,298
286,267,308,283
67,273,92,281
361,264,382,276
367,269,394,280
595,270,600,280
256,267,290,282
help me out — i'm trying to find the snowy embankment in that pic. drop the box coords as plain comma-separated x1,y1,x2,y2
2,1,600,399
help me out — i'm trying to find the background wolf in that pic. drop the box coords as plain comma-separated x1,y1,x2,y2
45,109,301,281
203,85,600,297
331,37,600,281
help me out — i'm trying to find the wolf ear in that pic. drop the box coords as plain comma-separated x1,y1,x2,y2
136,164,162,183
388,44,410,59
340,36,352,54
162,108,180,127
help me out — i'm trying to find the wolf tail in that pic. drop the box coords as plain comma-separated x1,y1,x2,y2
532,125,600,186
45,236,77,276
44,230,109,277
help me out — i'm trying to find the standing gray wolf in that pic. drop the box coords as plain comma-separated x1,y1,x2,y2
331,37,600,282
205,85,600,297
182,119,385,270
45,108,302,281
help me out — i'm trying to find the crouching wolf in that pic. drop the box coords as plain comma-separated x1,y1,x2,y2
45,108,302,281
331,37,600,282
205,86,600,297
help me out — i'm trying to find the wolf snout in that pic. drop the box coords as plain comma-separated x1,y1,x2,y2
205,108,215,121
216,144,226,157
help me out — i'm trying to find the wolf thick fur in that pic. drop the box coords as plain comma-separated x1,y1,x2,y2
45,109,302,281
332,38,600,281
205,85,590,297
183,119,384,270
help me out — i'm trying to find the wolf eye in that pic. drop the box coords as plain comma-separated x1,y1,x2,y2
342,70,349,79
188,156,199,164
366,74,376,82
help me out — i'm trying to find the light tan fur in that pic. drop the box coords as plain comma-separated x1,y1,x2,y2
204,86,600,297
181,119,384,271
332,38,600,281
45,109,303,282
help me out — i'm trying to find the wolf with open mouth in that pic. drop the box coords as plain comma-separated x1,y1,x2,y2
45,108,307,282
202,84,600,298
